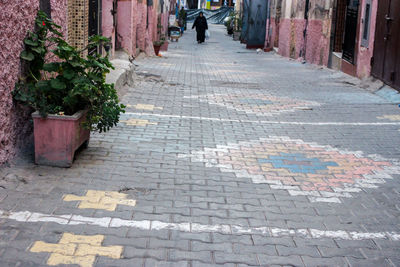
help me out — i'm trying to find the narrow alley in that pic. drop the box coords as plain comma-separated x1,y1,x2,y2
1,24,400,266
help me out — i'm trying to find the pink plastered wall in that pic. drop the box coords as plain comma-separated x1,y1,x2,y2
268,17,279,48
356,0,377,78
102,0,116,57
278,17,331,65
278,18,306,60
108,0,173,57
0,1,68,165
117,0,135,55
305,19,331,66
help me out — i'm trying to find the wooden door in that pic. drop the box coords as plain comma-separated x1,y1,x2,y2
372,0,400,90
342,0,359,63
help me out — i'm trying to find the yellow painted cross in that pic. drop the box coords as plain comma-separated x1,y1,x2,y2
120,118,157,126
127,104,163,111
377,115,400,121
30,233,123,267
63,190,136,211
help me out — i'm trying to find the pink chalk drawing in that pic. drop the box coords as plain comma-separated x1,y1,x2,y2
179,136,400,203
185,94,321,116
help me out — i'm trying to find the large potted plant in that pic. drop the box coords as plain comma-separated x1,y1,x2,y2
14,11,125,167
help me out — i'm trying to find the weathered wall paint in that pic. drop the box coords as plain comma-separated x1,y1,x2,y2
118,0,135,55
355,0,377,78
105,0,171,57
0,1,68,165
102,0,116,58
272,0,333,66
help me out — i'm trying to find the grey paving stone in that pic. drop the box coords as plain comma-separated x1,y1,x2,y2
258,255,304,266
144,259,188,267
123,247,166,261
212,233,253,245
252,236,295,247
318,246,365,259
214,252,259,265
276,245,320,257
168,250,212,263
96,258,145,267
148,238,189,251
233,243,277,256
192,262,236,267
192,240,233,253
301,256,347,267
345,257,393,267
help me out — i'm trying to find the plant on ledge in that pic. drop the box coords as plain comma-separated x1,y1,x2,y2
14,11,125,133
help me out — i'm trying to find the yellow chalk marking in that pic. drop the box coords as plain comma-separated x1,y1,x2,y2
63,190,136,211
127,104,163,111
377,115,400,121
30,233,123,267
121,118,157,126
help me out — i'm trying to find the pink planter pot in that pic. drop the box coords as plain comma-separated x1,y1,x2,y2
32,110,90,167
153,45,161,56
160,41,169,51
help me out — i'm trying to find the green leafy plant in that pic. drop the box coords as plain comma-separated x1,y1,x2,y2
14,11,125,133
153,16,165,46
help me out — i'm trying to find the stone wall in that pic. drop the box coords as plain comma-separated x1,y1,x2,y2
270,0,333,66
0,1,68,165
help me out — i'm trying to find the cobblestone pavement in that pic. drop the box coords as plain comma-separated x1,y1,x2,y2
1,25,400,267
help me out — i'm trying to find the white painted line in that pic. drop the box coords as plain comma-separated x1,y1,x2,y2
123,112,400,126
1,210,399,241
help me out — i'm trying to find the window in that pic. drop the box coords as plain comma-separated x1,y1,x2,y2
361,0,371,47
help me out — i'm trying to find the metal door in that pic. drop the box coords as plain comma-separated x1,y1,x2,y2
372,0,400,90
342,0,359,63
89,0,101,54
241,0,249,42
243,0,269,48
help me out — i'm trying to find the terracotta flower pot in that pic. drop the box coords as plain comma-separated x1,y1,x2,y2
153,45,161,56
32,110,90,167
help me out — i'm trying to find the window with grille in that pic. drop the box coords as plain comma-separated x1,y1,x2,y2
361,0,371,47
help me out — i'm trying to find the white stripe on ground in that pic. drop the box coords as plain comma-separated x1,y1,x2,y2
123,112,400,126
1,210,399,241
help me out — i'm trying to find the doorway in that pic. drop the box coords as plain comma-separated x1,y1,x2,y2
88,0,102,54
372,0,400,91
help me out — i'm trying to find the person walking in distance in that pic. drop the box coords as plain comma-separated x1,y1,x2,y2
192,12,208,44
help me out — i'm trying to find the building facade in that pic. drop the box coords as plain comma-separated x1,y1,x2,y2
0,0,69,165
263,0,399,90
0,0,174,165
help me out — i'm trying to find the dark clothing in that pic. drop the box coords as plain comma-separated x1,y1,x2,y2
192,16,208,43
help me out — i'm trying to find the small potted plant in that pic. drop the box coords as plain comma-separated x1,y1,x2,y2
13,11,125,167
233,17,242,41
153,17,165,55
153,39,165,56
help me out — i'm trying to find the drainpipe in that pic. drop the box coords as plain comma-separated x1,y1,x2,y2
300,0,310,62
265,0,271,49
